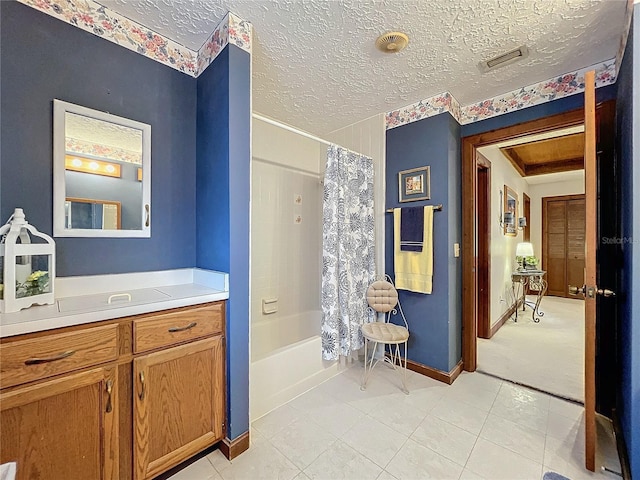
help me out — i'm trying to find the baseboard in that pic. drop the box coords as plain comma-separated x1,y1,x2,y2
405,358,464,385
611,408,632,479
219,431,250,460
489,303,517,338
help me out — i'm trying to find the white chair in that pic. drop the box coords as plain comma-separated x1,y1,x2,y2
360,275,410,394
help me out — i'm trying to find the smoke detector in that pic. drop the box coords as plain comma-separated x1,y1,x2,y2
479,45,529,72
375,32,409,53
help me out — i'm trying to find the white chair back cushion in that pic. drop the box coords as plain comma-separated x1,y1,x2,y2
366,280,398,313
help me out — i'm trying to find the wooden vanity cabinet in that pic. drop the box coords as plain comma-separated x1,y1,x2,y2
0,301,226,480
1,366,119,480
133,337,225,479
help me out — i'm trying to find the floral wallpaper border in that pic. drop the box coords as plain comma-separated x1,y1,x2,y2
18,0,252,78
197,12,252,76
20,1,618,127
386,59,617,129
66,137,142,164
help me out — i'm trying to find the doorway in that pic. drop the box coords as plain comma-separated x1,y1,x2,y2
461,101,617,407
472,126,587,401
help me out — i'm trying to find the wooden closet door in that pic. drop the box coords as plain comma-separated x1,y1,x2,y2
543,194,586,298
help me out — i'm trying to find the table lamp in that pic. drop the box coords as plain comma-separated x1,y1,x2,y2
515,242,534,271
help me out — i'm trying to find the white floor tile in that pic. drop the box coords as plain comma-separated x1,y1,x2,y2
465,438,542,480
206,448,232,473
385,439,464,480
443,379,499,412
495,382,552,412
204,368,622,480
490,391,549,434
410,415,477,466
376,471,398,480
458,468,487,480
543,433,594,479
341,415,408,468
216,441,300,480
292,472,312,480
549,397,584,421
430,397,490,435
303,439,382,480
253,403,304,440
307,400,365,438
367,390,432,436
271,417,338,469
546,410,585,441
316,370,388,414
168,457,222,480
480,413,546,463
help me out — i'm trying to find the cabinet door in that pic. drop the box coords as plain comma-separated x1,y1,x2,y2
0,366,119,480
133,336,224,480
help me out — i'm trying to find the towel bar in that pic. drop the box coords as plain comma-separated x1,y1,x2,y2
386,204,443,213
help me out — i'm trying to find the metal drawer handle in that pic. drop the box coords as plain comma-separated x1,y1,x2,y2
139,371,146,401
168,322,197,333
25,350,76,365
105,379,113,413
145,204,150,227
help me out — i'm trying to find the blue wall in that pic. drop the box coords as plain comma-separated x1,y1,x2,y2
196,45,251,441
385,112,461,373
0,1,197,276
616,6,639,477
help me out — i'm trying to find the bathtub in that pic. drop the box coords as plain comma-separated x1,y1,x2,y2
250,310,346,420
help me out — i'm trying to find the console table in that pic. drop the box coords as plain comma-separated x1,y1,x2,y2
511,270,547,323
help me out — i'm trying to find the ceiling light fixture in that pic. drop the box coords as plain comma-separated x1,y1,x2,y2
479,45,529,73
375,32,409,53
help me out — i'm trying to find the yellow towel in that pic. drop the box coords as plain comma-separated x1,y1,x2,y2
394,206,433,294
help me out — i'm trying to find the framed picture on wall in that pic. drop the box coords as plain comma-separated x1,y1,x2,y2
504,184,518,236
398,166,430,203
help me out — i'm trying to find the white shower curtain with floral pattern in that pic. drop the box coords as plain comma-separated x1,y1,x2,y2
321,144,375,360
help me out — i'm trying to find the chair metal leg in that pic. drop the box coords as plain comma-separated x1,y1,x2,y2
361,338,379,391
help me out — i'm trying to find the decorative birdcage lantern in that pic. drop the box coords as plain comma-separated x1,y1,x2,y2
0,208,55,313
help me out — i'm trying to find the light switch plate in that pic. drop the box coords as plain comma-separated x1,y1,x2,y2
454,243,460,257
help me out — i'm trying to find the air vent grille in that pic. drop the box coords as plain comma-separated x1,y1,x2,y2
479,45,529,72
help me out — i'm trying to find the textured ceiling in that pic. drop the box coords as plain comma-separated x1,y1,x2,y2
109,0,626,136
66,112,143,153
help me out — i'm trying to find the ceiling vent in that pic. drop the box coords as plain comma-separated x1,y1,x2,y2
479,45,529,73
375,32,409,53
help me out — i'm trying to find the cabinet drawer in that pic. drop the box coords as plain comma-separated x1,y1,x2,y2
0,324,118,389
133,303,223,353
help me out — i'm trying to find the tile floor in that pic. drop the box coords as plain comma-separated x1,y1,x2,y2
168,366,621,480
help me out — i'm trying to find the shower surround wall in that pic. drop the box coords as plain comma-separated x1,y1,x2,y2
250,117,344,420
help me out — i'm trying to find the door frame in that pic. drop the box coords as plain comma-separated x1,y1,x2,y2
462,108,585,371
476,154,491,339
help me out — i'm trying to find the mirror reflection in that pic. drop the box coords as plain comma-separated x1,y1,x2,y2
53,100,151,237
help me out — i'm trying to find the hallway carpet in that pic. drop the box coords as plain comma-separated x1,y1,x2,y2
478,296,584,402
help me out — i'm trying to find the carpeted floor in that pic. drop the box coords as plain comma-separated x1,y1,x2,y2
478,295,584,402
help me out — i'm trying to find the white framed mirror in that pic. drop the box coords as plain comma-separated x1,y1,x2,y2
53,99,151,237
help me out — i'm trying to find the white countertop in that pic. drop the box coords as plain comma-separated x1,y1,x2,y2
0,268,229,338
